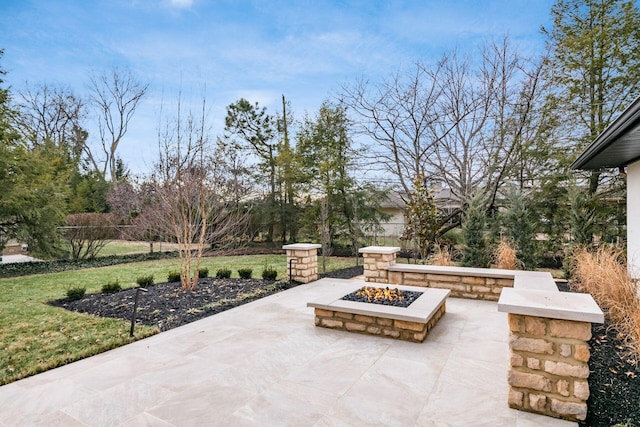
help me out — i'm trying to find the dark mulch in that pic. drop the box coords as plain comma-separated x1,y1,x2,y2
49,266,364,332
319,265,363,279
557,281,640,426
49,278,291,331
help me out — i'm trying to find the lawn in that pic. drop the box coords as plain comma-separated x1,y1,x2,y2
0,254,356,385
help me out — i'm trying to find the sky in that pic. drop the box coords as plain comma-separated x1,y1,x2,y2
1,0,556,176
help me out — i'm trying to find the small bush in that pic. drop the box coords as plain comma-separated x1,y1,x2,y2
136,274,154,287
198,268,209,278
216,268,232,279
167,271,181,283
238,268,253,279
429,245,453,266
262,266,277,281
101,279,122,293
493,239,520,270
66,286,86,300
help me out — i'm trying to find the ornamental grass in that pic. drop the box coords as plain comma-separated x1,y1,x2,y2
572,245,640,357
493,239,521,270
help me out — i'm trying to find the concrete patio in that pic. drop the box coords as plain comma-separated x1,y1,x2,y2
0,278,576,426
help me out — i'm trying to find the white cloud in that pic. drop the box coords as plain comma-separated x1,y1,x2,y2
166,0,193,9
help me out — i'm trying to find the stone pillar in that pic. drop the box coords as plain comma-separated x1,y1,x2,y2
507,314,592,422
359,246,400,284
282,243,322,284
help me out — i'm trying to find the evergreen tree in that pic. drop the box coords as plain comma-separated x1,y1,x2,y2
297,100,387,255
0,50,68,257
500,187,539,270
544,0,640,193
462,194,490,268
401,174,444,261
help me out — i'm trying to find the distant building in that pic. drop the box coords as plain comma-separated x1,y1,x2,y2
378,187,462,238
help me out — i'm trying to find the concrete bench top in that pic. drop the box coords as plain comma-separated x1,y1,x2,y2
387,263,517,279
498,287,604,323
513,271,558,291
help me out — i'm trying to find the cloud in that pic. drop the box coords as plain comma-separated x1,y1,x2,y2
166,0,193,9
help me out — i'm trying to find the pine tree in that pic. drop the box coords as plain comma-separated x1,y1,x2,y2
462,194,490,268
401,174,443,261
500,187,539,270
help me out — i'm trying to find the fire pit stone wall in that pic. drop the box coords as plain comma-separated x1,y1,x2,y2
308,280,449,343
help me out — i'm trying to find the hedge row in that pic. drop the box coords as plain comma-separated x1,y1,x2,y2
0,251,179,278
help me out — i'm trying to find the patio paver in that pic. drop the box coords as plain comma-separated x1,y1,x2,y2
0,278,577,426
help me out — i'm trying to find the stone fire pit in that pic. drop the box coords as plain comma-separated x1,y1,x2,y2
307,279,449,342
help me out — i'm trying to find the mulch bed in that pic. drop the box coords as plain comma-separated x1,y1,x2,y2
49,278,291,332
49,266,364,332
49,267,639,425
557,282,640,426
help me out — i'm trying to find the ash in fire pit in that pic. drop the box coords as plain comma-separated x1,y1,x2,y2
341,286,423,308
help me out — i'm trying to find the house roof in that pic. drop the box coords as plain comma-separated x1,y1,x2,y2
380,189,460,209
572,95,640,170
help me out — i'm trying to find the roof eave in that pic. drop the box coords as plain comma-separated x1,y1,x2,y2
572,94,640,170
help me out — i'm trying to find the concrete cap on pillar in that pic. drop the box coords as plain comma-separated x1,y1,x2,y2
282,243,322,250
358,246,401,254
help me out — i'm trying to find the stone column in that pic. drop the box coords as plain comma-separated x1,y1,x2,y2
507,314,593,422
359,246,400,284
282,243,322,284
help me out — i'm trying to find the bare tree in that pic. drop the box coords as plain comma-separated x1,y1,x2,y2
342,62,450,198
344,38,550,223
15,83,87,162
154,97,249,291
88,67,148,181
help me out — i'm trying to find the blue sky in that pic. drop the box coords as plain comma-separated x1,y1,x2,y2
1,0,555,175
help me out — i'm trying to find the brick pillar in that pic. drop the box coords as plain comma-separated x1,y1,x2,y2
507,314,592,422
282,243,321,284
358,246,400,284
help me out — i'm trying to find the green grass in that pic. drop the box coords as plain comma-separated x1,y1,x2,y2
0,254,356,385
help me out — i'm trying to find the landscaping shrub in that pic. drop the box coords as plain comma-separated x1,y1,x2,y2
262,266,277,281
66,286,86,301
500,187,539,270
167,271,181,283
493,239,520,270
572,246,640,356
101,280,121,293
462,194,490,268
215,268,232,279
198,268,209,278
136,274,154,287
238,268,253,279
429,245,453,266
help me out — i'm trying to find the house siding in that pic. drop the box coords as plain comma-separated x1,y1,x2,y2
628,160,640,279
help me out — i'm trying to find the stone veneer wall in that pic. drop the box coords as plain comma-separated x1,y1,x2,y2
507,313,591,421
313,304,446,343
388,270,513,301
283,244,321,284
361,247,400,283
360,246,514,301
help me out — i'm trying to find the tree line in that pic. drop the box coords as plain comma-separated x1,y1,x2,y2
1,0,639,281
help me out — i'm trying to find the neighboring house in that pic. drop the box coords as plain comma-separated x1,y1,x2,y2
378,187,462,238
572,95,640,279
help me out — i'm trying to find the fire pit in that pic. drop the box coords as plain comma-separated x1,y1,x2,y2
307,279,449,342
341,286,423,308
